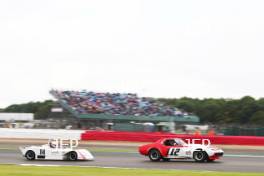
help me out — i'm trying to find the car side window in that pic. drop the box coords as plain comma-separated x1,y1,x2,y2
164,140,175,146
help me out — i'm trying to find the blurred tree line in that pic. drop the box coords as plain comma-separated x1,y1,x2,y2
3,100,55,119
159,96,264,125
1,96,264,125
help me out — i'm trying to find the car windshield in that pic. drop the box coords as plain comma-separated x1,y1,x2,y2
174,138,187,146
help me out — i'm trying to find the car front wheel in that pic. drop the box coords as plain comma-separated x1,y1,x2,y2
148,149,161,161
25,150,35,160
68,151,78,161
193,151,207,162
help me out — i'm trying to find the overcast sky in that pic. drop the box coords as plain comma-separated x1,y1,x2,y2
0,0,263,108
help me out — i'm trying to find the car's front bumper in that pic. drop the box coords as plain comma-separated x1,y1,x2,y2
209,152,224,160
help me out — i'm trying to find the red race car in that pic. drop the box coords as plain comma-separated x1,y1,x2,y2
139,138,224,162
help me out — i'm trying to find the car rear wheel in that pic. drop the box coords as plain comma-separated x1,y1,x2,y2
148,149,161,161
68,151,78,161
193,151,206,162
25,150,35,160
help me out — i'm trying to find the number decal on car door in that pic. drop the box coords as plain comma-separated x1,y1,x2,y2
40,149,45,156
168,148,180,156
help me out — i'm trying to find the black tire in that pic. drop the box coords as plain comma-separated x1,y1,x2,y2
207,159,215,162
162,158,170,162
68,151,78,161
25,150,35,160
148,149,161,161
193,151,207,162
204,153,214,162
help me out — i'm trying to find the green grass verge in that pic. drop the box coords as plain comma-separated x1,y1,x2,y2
0,165,263,176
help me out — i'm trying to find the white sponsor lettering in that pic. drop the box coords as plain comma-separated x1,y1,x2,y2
185,139,211,146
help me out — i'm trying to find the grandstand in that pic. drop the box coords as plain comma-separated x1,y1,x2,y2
50,90,200,132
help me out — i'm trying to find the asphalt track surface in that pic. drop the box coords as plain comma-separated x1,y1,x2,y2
0,144,264,173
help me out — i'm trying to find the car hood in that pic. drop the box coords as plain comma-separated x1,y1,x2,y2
188,144,223,152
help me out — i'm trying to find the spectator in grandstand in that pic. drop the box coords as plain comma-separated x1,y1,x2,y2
50,90,188,117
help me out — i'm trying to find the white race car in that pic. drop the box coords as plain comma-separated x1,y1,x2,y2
20,139,94,161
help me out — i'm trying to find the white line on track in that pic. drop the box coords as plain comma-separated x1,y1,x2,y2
19,164,140,169
20,164,61,167
225,154,264,158
18,164,215,173
17,164,177,170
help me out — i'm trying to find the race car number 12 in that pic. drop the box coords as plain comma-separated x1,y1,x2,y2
168,148,180,156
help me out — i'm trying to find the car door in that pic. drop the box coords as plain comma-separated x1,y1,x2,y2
163,139,187,159
36,148,46,159
167,146,186,158
168,146,192,158
45,147,63,160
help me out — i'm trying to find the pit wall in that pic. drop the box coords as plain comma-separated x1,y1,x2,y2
81,131,264,146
